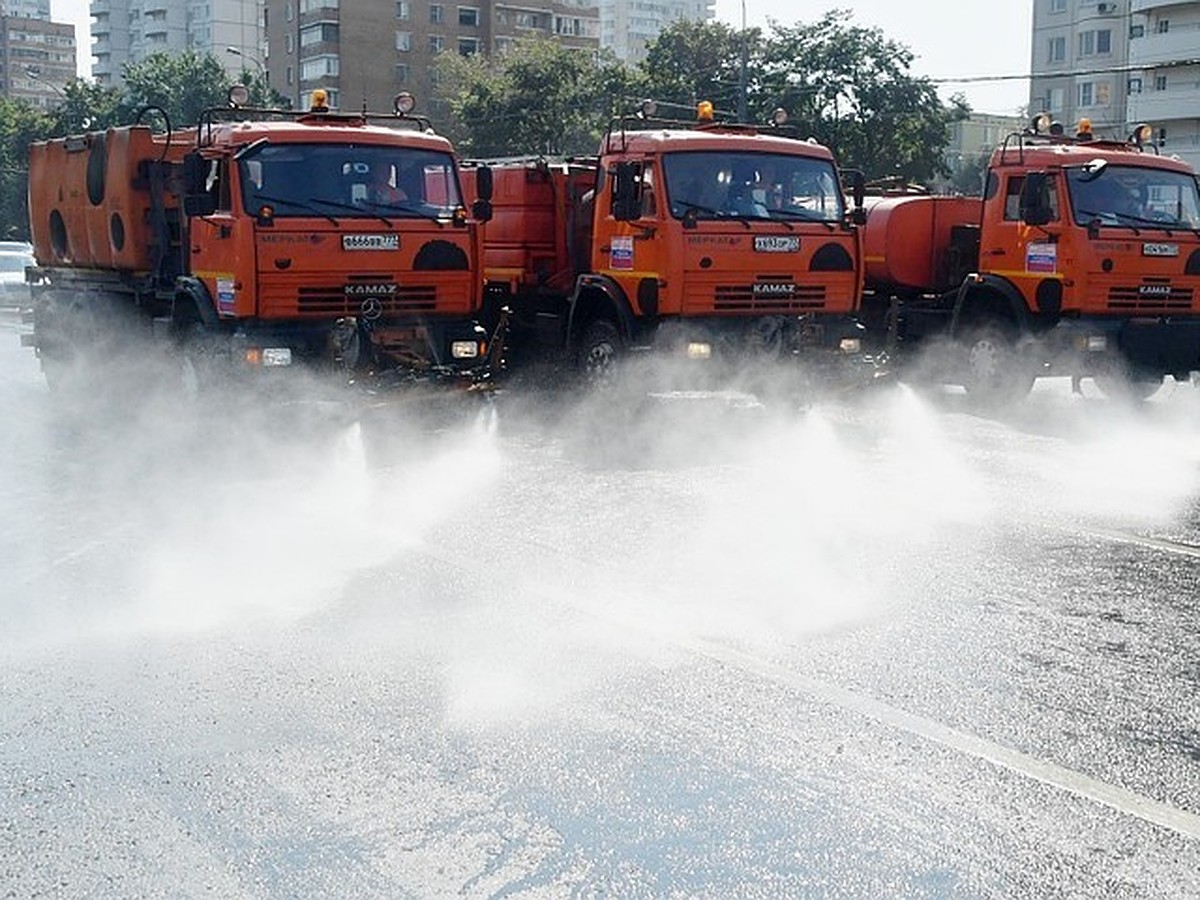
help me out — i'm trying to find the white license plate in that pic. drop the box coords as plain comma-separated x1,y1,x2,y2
1143,243,1179,257
754,236,800,253
343,234,399,251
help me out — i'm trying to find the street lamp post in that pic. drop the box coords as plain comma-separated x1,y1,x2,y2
225,46,266,80
24,65,66,107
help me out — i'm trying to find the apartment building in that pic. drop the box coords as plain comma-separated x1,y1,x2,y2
264,0,599,125
1029,0,1200,168
91,0,262,87
1126,1,1200,168
1029,0,1129,139
0,13,76,108
600,0,713,65
0,0,50,18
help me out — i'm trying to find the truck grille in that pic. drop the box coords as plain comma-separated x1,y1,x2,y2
1107,283,1194,313
296,283,438,315
713,280,826,313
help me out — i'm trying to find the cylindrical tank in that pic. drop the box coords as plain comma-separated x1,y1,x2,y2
862,195,982,293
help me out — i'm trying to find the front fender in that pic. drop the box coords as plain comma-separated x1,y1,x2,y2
565,274,637,345
949,274,1033,338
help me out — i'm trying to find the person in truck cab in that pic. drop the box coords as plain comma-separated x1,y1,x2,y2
368,160,406,205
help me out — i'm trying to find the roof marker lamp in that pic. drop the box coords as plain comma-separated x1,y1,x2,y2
697,100,714,122
393,91,416,116
310,88,329,112
227,83,250,108
639,98,658,119
1131,123,1153,147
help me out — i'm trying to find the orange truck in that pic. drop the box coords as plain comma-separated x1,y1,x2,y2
461,103,870,388
860,116,1200,402
23,90,497,393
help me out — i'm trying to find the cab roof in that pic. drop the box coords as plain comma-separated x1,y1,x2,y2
991,135,1196,175
605,127,836,162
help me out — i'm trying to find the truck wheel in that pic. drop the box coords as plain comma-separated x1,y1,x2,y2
961,324,1034,407
1094,363,1163,402
578,318,623,387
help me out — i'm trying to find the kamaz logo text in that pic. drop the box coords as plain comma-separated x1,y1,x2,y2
345,283,398,297
752,282,797,296
1138,284,1172,296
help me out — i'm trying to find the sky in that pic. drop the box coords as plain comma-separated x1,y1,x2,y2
51,0,1033,115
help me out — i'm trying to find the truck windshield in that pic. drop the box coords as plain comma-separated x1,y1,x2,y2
664,151,844,223
1066,164,1200,230
238,143,463,219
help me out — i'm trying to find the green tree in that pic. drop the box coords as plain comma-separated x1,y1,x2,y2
440,38,636,157
638,20,762,122
50,77,125,136
0,97,53,239
119,50,232,129
756,11,967,183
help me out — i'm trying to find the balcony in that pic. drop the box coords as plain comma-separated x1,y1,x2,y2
1130,23,1200,67
1128,83,1200,124
1131,0,1187,11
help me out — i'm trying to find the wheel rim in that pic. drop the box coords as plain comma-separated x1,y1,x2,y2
585,339,615,381
967,336,1004,384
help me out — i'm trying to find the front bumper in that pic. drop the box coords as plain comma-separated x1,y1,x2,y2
1043,316,1200,379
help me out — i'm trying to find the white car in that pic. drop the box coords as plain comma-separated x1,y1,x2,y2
0,244,33,308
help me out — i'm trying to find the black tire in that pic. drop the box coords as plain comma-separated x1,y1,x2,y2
1093,361,1163,402
577,318,623,388
959,323,1035,408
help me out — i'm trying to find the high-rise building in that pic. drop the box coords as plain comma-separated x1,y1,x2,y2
1029,0,1200,169
1028,0,1128,140
91,0,262,87
1126,1,1200,169
0,0,50,19
264,0,599,125
599,0,712,65
1,14,76,107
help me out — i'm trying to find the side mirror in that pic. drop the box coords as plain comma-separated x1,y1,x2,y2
183,193,218,217
471,198,493,223
1020,171,1053,226
474,165,493,202
611,161,643,221
181,151,209,195
841,168,866,225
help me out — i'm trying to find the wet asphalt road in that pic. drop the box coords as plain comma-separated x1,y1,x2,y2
2,311,1200,898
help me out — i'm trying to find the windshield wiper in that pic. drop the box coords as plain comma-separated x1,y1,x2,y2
251,192,339,226
772,208,837,231
362,199,449,224
307,197,393,228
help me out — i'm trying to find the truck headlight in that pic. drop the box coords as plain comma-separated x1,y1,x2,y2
451,340,480,359
1075,335,1107,352
686,341,712,360
838,337,862,354
261,347,293,367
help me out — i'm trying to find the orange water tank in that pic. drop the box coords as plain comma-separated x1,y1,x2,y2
862,195,981,293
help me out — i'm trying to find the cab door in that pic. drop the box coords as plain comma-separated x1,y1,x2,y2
980,170,1064,310
596,157,666,316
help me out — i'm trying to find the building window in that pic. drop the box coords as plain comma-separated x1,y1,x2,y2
1077,82,1093,106
1097,29,1111,54
395,31,411,51
285,2,293,22
285,33,293,53
395,63,409,83
1048,36,1065,62
1128,76,1142,93
396,1,409,19
300,55,339,81
1155,74,1167,91
286,65,293,85
458,37,479,56
300,24,337,46
1049,0,1065,10
1095,81,1110,105
1130,24,1144,38
429,34,444,53
430,4,443,23
458,6,479,26
494,36,514,54
1156,19,1169,34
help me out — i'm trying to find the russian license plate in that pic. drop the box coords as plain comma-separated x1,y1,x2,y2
343,234,399,251
1143,243,1179,257
754,235,800,253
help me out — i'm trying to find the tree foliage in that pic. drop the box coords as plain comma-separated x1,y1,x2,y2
439,38,636,157
637,20,759,119
756,12,967,182
119,51,232,131
0,98,53,240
